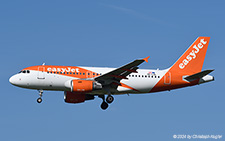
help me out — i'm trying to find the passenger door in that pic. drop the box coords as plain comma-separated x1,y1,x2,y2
38,67,45,79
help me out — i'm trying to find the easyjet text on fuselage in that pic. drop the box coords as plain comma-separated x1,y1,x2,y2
47,67,80,73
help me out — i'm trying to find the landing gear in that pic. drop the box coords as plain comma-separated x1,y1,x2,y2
37,97,42,103
98,95,114,110
106,95,114,104
98,95,108,110
37,90,43,103
101,101,108,110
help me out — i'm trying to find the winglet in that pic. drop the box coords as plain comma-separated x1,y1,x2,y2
143,56,150,63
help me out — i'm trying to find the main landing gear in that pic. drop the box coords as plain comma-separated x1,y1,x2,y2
106,95,114,104
99,95,114,110
37,90,43,103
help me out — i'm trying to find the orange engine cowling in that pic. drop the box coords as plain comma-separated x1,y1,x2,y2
70,80,102,92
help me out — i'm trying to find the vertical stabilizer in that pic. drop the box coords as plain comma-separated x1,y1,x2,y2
170,37,210,74
150,37,211,92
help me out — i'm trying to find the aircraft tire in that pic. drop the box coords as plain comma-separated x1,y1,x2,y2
37,98,42,103
106,95,114,104
101,101,108,110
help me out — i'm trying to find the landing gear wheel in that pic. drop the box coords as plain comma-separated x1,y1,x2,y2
37,90,43,103
106,95,114,104
37,98,42,103
101,101,108,110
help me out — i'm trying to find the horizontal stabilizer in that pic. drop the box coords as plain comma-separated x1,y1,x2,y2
184,69,214,82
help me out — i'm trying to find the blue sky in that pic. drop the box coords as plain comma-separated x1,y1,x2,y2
0,0,224,140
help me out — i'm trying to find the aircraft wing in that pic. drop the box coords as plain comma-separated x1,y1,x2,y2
94,56,149,86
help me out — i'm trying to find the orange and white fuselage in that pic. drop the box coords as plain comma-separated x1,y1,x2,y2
9,66,168,93
9,37,214,110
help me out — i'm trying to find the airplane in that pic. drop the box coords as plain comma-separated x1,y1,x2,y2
9,37,214,110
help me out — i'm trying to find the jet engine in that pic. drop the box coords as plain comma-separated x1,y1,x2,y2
64,91,95,103
65,80,102,92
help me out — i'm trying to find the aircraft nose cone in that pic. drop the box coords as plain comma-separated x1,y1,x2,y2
9,75,16,85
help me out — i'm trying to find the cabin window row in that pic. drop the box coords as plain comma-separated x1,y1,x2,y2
47,72,102,76
128,75,160,78
46,72,160,78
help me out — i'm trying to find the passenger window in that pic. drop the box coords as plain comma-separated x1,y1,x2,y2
158,76,160,78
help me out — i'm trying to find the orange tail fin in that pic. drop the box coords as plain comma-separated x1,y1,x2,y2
170,37,210,74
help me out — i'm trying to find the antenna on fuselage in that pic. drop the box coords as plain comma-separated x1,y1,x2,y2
42,63,45,66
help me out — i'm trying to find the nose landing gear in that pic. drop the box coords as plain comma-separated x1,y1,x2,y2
37,90,43,103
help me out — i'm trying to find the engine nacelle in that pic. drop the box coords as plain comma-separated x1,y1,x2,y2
64,91,95,104
65,80,102,92
64,91,85,103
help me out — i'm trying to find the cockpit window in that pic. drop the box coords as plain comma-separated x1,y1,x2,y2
19,70,30,73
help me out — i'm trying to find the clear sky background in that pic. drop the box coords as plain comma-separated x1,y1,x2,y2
0,0,224,140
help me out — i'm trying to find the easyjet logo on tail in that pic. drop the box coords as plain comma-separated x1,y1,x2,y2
179,39,207,69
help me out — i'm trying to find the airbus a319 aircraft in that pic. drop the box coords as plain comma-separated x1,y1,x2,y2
9,37,214,110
